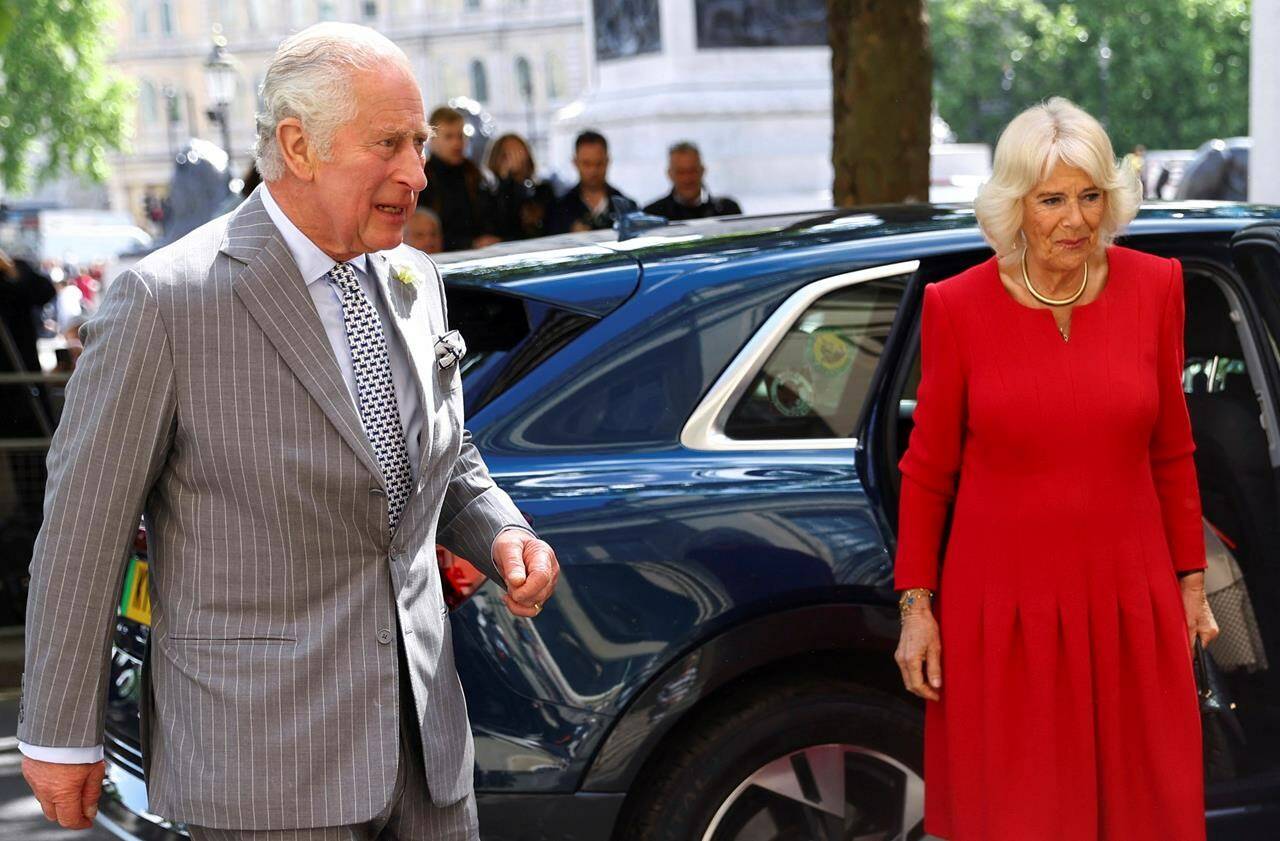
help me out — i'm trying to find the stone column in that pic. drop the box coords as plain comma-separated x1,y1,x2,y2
1251,0,1280,202
552,0,833,213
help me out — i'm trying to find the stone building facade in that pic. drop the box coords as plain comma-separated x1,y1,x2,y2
108,0,588,224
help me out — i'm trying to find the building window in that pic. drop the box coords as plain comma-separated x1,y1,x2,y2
139,80,159,124
246,0,263,30
545,52,566,101
132,0,150,36
159,0,175,36
514,56,533,104
469,60,489,102
465,0,481,10
163,85,181,125
362,0,378,19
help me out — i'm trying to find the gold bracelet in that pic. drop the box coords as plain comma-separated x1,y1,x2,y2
898,587,934,618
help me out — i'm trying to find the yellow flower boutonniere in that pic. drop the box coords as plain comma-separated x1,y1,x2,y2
391,264,422,287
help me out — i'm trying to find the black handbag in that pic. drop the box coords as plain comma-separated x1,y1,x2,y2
1193,637,1246,781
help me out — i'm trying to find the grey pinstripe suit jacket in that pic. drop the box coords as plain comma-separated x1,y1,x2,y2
19,190,528,829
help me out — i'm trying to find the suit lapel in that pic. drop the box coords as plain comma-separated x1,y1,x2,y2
369,252,438,474
222,192,384,486
369,252,438,398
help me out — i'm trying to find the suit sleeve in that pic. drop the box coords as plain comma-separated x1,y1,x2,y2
18,269,176,750
895,282,967,592
436,430,531,584
1150,259,1206,573
425,261,532,583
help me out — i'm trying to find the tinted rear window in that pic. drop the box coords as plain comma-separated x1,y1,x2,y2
449,287,595,414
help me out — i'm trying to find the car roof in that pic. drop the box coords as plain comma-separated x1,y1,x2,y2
604,201,1280,256
437,201,1280,301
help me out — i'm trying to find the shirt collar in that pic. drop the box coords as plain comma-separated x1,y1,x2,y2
674,187,710,208
260,183,369,286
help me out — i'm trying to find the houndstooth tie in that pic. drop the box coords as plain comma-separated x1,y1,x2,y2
328,262,413,529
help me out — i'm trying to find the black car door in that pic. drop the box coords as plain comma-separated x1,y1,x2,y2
1207,223,1280,820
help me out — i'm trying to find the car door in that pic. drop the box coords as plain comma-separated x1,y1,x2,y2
1196,222,1280,830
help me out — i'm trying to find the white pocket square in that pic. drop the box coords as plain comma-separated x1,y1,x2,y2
434,330,467,369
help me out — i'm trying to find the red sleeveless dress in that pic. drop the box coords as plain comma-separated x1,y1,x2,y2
896,246,1206,840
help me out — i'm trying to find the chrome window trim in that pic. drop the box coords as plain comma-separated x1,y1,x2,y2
681,260,920,452
1212,271,1280,467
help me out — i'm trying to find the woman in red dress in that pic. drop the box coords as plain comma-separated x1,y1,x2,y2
893,97,1220,840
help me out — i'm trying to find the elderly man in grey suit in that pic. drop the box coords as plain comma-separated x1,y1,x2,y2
19,22,558,840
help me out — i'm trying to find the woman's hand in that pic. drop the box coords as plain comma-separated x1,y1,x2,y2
895,601,942,701
1180,571,1219,653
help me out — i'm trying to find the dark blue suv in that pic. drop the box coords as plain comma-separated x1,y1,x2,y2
99,205,1280,840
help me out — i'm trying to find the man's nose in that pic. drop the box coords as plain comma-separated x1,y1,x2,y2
398,149,428,192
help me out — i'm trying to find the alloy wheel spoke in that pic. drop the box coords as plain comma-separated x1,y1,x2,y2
746,744,847,819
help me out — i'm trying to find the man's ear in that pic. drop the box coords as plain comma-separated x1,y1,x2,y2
276,117,315,181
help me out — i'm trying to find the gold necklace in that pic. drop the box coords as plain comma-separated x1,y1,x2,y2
1021,247,1088,307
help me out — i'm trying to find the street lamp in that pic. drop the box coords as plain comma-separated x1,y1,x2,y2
517,59,536,157
162,84,180,157
203,34,238,178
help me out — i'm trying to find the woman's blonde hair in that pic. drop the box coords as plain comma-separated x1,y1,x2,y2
973,97,1140,261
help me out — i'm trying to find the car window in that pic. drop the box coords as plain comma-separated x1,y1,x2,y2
724,278,906,440
448,288,596,415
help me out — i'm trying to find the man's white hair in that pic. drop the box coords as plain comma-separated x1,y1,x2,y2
973,96,1140,262
254,22,414,182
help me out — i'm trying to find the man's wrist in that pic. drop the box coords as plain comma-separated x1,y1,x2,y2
490,525,535,555
18,742,104,764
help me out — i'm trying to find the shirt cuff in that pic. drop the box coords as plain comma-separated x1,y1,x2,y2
18,741,104,764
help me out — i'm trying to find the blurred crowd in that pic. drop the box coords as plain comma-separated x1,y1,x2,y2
403,107,742,255
0,251,97,377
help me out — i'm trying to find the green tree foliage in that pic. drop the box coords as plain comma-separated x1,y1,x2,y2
0,0,131,190
930,0,1251,152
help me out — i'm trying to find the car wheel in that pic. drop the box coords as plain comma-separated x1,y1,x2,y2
617,677,925,841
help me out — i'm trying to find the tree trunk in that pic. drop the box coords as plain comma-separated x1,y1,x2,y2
828,0,932,206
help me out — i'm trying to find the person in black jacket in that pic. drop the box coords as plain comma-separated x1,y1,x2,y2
422,106,501,251
644,141,742,220
485,133,555,241
0,249,56,620
546,130,635,234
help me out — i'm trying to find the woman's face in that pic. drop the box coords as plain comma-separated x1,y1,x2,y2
497,139,532,179
1019,162,1106,273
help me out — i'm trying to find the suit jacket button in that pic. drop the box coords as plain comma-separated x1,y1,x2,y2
377,629,393,645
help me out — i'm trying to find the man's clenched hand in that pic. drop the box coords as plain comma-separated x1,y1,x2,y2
493,531,559,618
22,756,105,830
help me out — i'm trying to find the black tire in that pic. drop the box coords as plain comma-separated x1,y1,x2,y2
615,677,924,841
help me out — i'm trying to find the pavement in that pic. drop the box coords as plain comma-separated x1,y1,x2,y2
1,625,114,841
